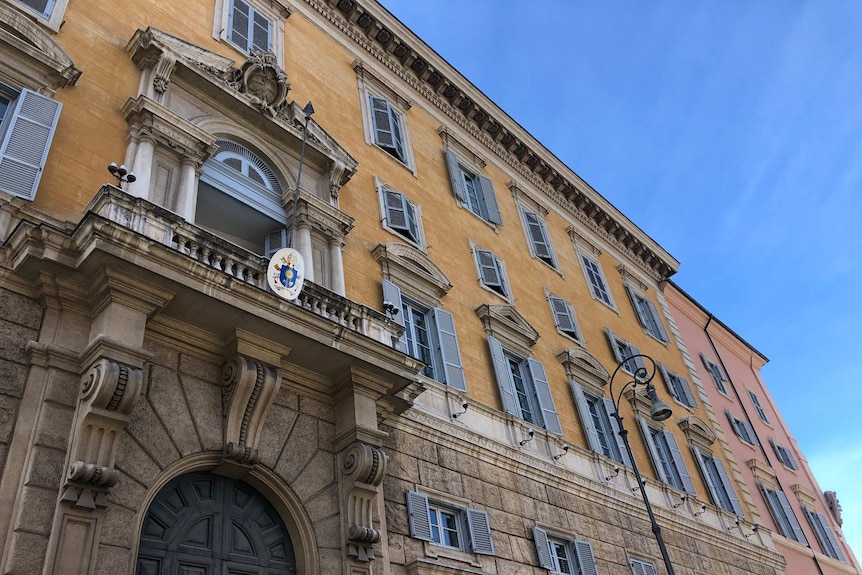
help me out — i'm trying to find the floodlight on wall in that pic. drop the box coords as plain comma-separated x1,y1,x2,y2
108,163,136,189
553,444,569,461
608,353,676,575
605,466,621,481
693,504,707,517
519,428,534,446
743,524,759,538
452,401,469,419
673,494,687,509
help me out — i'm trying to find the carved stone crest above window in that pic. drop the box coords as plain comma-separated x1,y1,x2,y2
475,303,539,358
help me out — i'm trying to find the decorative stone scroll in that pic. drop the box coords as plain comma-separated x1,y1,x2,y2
221,355,281,466
341,442,388,562
61,359,143,509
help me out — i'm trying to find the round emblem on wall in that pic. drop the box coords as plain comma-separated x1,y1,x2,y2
267,248,305,301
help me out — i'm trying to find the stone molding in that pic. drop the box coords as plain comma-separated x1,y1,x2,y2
474,303,539,357
557,345,609,390
679,415,717,451
122,95,219,165
283,189,355,239
372,241,452,304
341,441,388,562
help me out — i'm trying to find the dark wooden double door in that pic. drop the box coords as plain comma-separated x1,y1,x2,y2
136,472,296,574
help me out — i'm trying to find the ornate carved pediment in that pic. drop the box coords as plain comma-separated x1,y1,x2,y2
557,346,609,391
475,303,539,357
372,242,452,305
0,3,81,89
678,416,716,450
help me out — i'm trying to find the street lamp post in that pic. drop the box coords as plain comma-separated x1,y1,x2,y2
608,355,676,575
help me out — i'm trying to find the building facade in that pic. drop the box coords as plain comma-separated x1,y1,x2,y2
0,0,853,574
666,283,860,575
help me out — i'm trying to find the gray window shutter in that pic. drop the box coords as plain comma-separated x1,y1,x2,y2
625,285,649,329
475,248,503,290
229,0,251,50
664,429,695,494
643,297,669,342
813,510,845,561
0,89,61,200
713,454,744,516
604,397,632,467
488,335,517,415
444,148,466,202
384,189,410,234
251,9,271,52
658,363,680,403
370,96,395,149
676,374,696,407
643,562,658,575
478,174,502,225
531,526,553,569
630,560,645,575
740,419,757,445
725,410,741,436
527,358,562,435
573,539,598,575
549,296,578,338
264,228,288,258
626,342,647,375
466,508,494,555
637,417,668,484
525,211,552,260
691,446,721,509
406,491,433,541
775,488,808,544
433,307,466,392
571,382,600,453
605,328,625,364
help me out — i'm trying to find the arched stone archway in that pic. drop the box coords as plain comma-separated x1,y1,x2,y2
136,471,297,574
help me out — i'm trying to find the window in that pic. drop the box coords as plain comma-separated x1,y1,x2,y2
605,328,646,375
378,183,422,245
0,87,61,201
630,558,657,575
579,253,614,308
488,335,561,434
406,491,494,555
624,285,668,342
760,484,808,543
382,278,466,391
639,418,696,494
692,446,744,515
473,245,510,300
749,391,770,423
700,354,728,395
522,210,556,267
532,526,598,574
9,0,67,29
445,148,502,225
769,439,797,470
658,364,697,408
370,95,407,163
571,381,631,466
548,295,582,342
214,0,286,66
804,507,846,561
725,411,757,446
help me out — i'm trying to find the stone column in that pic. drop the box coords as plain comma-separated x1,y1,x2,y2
329,236,345,296
175,158,200,223
296,224,314,283
127,134,156,200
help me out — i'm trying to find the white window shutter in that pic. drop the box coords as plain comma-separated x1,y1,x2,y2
476,248,503,289
643,297,669,341
531,526,553,569
604,397,632,467
691,446,721,509
466,508,494,555
524,211,552,259
478,174,502,225
488,335,517,415
444,148,466,202
571,382,601,453
370,96,395,149
527,358,562,435
433,307,466,392
713,454,744,516
0,89,61,200
405,491,432,541
264,228,288,258
663,429,696,494
573,539,598,575
637,417,668,484
549,296,577,337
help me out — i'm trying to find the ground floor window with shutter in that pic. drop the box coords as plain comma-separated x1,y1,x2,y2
760,484,808,544
691,446,744,515
639,418,696,495
571,381,631,467
0,86,61,201
532,526,598,575
630,557,657,575
406,491,494,557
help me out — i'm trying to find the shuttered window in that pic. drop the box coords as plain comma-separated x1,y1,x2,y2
228,0,272,54
700,354,728,394
804,507,846,561
370,95,406,163
605,328,646,375
444,148,503,225
579,253,613,307
760,484,807,544
532,526,598,574
658,364,697,408
406,491,494,555
571,381,631,467
691,446,744,515
523,211,555,266
769,439,797,470
630,558,657,575
639,418,696,494
548,295,582,342
725,410,757,445
0,89,62,201
624,285,669,342
381,187,420,243
474,247,509,298
749,391,770,423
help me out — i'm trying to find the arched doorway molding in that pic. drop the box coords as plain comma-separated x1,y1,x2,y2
129,453,318,574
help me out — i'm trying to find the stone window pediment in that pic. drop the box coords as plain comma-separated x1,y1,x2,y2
678,416,716,451
475,303,538,358
557,346,608,396
372,242,451,306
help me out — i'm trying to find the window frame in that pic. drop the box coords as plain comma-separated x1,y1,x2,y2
630,558,658,575
520,209,557,268
571,380,631,467
547,293,583,343
760,484,808,544
700,354,728,395
605,328,646,376
532,526,598,575
444,147,502,225
749,391,770,423
639,417,696,494
804,506,846,561
579,251,615,309
691,446,744,515
725,410,757,446
769,438,798,470
624,284,669,342
471,242,512,302
377,179,424,248
213,0,287,67
406,490,494,556
8,0,67,31
658,363,697,409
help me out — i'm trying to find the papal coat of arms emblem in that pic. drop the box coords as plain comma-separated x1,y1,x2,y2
267,248,305,301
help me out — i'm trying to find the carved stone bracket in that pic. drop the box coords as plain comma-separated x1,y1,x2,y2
61,358,143,509
341,442,388,562
221,355,282,467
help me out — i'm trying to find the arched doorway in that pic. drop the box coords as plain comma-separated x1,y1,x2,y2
136,471,297,574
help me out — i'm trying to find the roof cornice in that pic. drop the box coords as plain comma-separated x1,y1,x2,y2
306,0,679,281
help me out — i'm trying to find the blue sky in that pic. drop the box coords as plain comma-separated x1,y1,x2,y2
379,0,862,559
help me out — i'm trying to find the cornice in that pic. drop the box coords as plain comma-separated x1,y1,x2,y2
302,0,679,281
